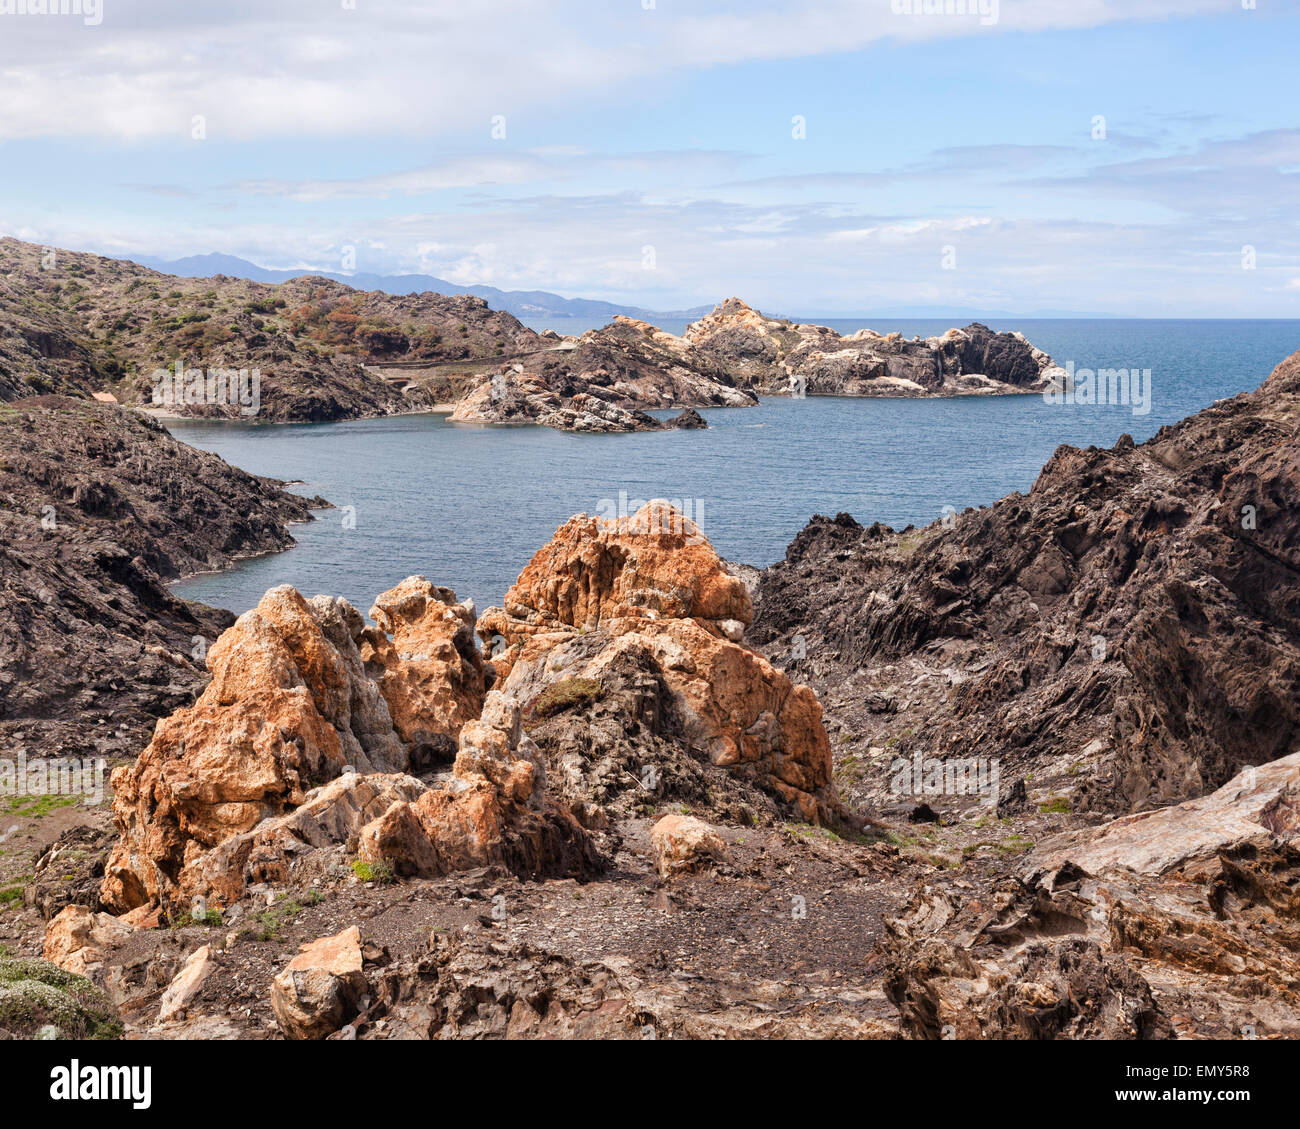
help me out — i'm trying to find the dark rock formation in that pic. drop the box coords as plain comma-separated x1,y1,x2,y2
0,397,320,758
753,348,1300,816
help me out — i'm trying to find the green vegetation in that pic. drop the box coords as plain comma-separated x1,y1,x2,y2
1039,795,1073,814
1,793,79,819
0,881,27,912
0,957,122,1039
253,892,316,941
168,907,224,929
351,858,395,885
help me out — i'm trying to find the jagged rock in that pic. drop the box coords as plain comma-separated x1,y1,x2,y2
753,349,1300,814
182,772,430,909
650,815,727,878
356,691,600,880
271,926,367,1040
451,369,713,432
480,502,837,822
1032,752,1300,879
0,398,317,760
26,825,113,921
684,298,1061,397
883,934,1171,1041
480,502,751,650
361,576,486,757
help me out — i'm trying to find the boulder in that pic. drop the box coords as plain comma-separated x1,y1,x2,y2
43,905,137,978
271,926,367,1040
157,943,215,1023
650,815,727,878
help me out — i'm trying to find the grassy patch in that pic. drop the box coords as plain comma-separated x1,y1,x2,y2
1,794,80,819
1039,796,1073,814
167,908,224,929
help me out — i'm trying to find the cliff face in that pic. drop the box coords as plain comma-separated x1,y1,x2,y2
0,396,321,759
752,348,1300,818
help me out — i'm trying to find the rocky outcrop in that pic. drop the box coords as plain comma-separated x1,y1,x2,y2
100,575,591,913
99,577,488,912
880,758,1300,1040
536,316,758,408
450,368,711,432
0,398,321,760
1032,752,1300,879
684,298,1061,397
480,502,838,823
752,348,1300,817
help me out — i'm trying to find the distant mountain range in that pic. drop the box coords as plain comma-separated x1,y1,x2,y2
132,253,715,324
131,252,1128,323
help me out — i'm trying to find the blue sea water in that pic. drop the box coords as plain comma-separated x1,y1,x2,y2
169,319,1300,616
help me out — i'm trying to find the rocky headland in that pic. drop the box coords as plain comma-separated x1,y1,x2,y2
684,297,1061,397
2,238,1061,433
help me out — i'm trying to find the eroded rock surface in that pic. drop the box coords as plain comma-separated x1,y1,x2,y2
480,502,838,823
684,298,1061,397
753,348,1300,817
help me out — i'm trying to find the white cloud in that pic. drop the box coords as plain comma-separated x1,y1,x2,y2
0,0,1231,141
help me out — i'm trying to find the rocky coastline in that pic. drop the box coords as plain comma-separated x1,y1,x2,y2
2,238,1062,434
3,285,1297,1042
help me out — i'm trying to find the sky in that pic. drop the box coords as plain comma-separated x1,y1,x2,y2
0,0,1297,316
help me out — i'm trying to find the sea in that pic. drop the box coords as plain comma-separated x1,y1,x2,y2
168,318,1300,616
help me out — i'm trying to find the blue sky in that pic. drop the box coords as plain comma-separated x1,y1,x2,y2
1,0,1297,315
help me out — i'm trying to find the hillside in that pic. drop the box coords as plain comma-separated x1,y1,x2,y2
0,237,539,422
